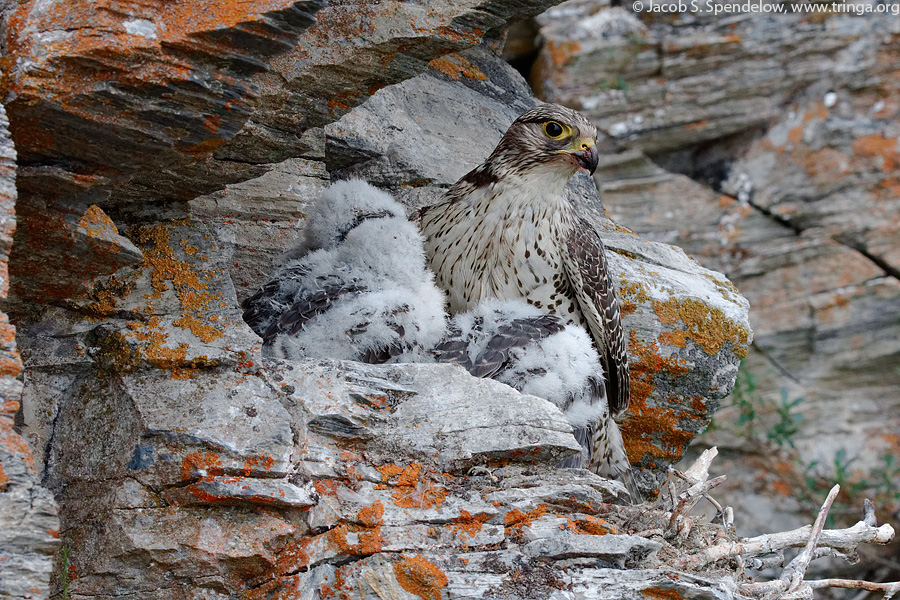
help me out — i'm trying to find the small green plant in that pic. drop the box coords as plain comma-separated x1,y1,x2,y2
765,390,804,449
719,368,804,450
731,369,760,436
596,76,628,91
714,364,900,527
872,453,900,507
800,450,900,527
59,545,71,600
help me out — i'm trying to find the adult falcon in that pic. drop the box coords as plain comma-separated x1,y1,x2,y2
419,103,631,476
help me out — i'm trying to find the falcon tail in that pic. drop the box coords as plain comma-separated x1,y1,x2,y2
588,416,641,503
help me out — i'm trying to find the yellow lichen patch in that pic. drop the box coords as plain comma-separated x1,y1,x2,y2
129,221,229,349
173,315,225,343
79,205,119,239
393,554,448,600
618,279,654,317
701,272,743,306
79,269,139,318
134,223,208,297
115,317,217,378
653,298,750,358
128,317,188,362
619,279,652,305
429,53,487,81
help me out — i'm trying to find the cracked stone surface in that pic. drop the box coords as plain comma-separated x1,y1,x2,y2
2,0,753,597
533,0,900,541
0,100,60,600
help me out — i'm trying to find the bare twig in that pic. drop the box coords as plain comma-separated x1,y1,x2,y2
747,551,784,570
722,505,734,529
679,498,894,573
792,578,900,599
780,484,841,593
668,475,727,530
864,498,877,527
683,447,719,481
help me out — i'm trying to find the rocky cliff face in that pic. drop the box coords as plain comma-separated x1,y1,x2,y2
531,0,900,539
1,0,753,598
0,99,60,600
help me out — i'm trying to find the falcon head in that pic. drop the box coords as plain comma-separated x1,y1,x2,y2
483,104,601,181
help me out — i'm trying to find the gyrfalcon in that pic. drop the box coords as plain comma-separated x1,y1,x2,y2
419,103,631,481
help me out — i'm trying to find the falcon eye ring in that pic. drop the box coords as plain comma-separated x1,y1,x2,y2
543,121,567,139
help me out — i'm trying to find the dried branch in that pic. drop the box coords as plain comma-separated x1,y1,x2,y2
660,447,731,532
682,447,719,481
779,484,840,593
677,511,895,571
803,578,900,596
668,475,727,530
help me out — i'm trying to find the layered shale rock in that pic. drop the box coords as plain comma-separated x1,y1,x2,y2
0,101,59,600
1,0,753,597
532,0,900,535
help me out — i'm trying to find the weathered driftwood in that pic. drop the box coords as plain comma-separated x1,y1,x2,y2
656,450,897,600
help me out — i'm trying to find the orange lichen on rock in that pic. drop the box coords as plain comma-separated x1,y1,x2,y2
429,53,487,81
565,515,618,536
504,504,548,537
376,462,450,509
653,298,751,358
642,587,686,600
180,451,223,480
620,332,698,466
274,535,314,574
447,509,492,538
6,0,300,97
545,39,581,67
357,500,385,528
330,522,383,556
392,554,448,600
851,134,900,173
242,455,276,476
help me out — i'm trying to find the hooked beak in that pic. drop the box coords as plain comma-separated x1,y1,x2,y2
565,139,600,174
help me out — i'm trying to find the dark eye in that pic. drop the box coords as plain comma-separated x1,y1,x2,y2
544,121,564,138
